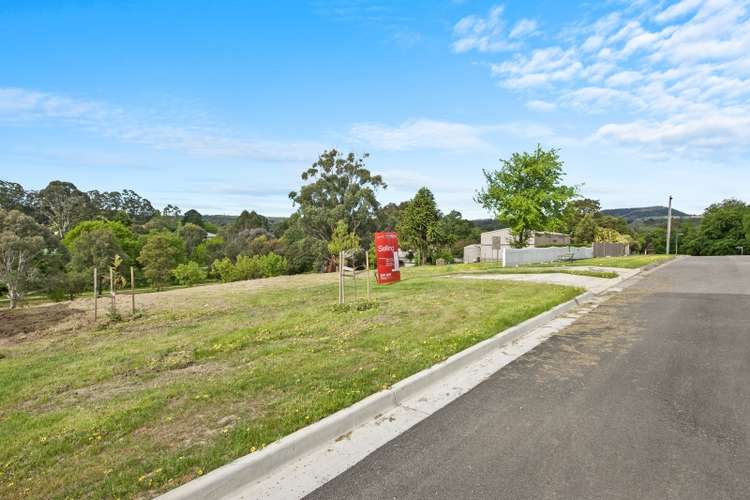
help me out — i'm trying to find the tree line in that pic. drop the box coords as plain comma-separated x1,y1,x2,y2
0,150,480,308
2,146,747,309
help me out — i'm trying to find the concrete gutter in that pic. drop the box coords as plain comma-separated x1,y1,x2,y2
159,258,679,499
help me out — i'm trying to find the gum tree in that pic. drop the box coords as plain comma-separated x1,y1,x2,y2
289,149,386,268
0,209,47,308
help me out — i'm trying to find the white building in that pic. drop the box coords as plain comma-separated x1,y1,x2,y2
463,228,571,263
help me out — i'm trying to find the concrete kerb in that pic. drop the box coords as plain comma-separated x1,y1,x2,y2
159,260,672,500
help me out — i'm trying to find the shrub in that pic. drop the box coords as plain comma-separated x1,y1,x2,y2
172,261,207,286
138,231,186,289
257,252,287,277
211,258,238,283
210,252,287,283
235,255,261,280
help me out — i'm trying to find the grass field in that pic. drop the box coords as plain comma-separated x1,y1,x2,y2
0,267,582,498
556,254,675,269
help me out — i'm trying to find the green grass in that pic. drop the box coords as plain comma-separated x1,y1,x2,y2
460,266,618,279
554,254,675,269
0,268,581,498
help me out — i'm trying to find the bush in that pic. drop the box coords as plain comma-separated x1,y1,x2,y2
257,252,287,277
210,252,287,283
172,261,207,286
432,249,454,264
211,258,237,283
138,231,186,289
235,255,261,280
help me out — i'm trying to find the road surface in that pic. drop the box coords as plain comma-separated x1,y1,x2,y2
308,256,750,499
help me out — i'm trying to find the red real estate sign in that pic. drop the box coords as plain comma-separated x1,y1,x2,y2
374,232,400,285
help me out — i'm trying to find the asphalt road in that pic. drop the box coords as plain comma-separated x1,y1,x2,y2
308,257,750,500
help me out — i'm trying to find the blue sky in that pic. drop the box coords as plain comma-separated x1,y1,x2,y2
1,0,749,217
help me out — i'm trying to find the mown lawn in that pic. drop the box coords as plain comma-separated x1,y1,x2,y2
0,269,581,499
557,254,675,269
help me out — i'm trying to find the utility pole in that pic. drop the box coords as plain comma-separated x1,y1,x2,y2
666,195,673,255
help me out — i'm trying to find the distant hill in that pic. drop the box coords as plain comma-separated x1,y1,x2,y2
601,206,692,223
471,218,505,231
203,214,288,227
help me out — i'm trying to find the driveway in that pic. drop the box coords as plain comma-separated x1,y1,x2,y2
308,256,750,499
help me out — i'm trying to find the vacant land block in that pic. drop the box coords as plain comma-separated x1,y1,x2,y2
0,267,581,498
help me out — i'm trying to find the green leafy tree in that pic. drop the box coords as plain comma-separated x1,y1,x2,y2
235,210,269,231
0,180,33,214
279,213,329,274
178,223,207,257
181,209,204,227
64,220,140,262
69,228,126,286
138,231,186,289
377,202,408,232
694,199,749,255
397,187,448,265
561,198,601,235
0,209,48,308
328,219,360,257
35,181,93,237
438,210,480,258
173,261,207,286
257,252,288,277
211,257,237,283
475,145,577,247
162,204,182,218
289,149,386,265
573,213,597,245
193,236,225,266
143,215,178,233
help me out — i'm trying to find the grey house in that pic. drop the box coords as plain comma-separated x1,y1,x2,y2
463,228,571,263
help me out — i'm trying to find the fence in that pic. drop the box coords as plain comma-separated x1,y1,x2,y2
502,246,593,267
593,242,630,258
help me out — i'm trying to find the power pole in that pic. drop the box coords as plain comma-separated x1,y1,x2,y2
666,195,673,255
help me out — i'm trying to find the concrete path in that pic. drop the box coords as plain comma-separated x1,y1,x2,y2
308,256,750,500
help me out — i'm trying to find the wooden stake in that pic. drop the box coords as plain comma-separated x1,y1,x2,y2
93,267,98,322
365,249,371,300
110,267,115,315
130,266,135,315
339,251,344,305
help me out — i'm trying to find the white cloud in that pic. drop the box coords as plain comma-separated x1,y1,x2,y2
655,0,704,23
491,47,583,88
0,87,322,161
349,119,557,151
350,119,490,151
454,0,750,156
509,18,538,38
452,5,520,53
526,99,557,112
606,70,644,86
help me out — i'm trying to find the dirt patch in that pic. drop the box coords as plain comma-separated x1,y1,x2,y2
0,302,87,339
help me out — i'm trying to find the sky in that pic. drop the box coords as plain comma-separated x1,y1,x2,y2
1,0,749,218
